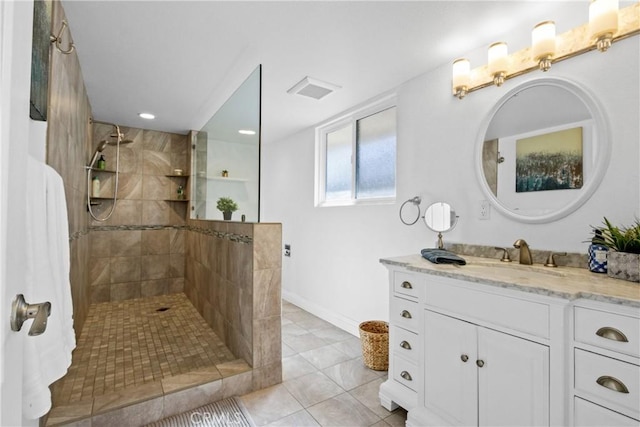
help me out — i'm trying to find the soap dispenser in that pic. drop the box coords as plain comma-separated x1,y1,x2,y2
588,229,608,273
97,155,106,170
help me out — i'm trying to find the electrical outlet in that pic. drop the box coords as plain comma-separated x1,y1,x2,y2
479,200,491,220
284,244,291,257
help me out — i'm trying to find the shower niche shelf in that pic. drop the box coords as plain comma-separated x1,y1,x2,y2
90,168,116,173
164,198,190,202
166,174,188,178
208,176,248,182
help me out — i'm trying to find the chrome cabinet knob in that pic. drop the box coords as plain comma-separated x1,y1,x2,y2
461,354,469,362
400,340,412,350
476,359,485,368
400,371,413,381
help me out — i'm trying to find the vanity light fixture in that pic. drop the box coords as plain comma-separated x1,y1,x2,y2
589,0,619,52
138,112,155,120
488,42,508,86
532,21,556,71
452,58,471,99
450,2,638,99
238,129,256,135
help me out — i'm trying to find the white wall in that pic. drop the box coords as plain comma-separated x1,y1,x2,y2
205,138,259,222
261,35,639,336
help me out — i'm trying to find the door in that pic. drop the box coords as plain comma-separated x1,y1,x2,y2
1,0,36,425
478,327,549,427
424,310,478,426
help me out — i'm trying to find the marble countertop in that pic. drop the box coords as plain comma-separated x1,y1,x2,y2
380,254,640,307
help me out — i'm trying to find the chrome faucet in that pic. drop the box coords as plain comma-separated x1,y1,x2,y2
513,239,533,265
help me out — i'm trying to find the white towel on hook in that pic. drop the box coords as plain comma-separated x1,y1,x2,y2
22,157,76,419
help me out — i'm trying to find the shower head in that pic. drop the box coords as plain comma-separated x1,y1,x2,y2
106,139,134,145
88,140,108,168
107,132,134,145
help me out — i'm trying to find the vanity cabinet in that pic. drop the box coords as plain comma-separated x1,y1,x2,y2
380,271,423,412
379,262,569,427
424,310,549,426
571,300,640,425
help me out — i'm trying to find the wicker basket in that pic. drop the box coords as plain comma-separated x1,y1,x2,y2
359,320,389,371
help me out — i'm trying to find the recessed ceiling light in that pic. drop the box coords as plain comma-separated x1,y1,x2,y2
238,130,256,135
138,112,155,120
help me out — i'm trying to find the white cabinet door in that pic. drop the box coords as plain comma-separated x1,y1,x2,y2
478,327,550,427
424,310,478,426
425,310,550,427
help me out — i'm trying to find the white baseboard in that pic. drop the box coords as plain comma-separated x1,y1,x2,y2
282,290,360,337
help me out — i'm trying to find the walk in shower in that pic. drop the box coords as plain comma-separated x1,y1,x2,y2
45,120,281,426
44,6,280,420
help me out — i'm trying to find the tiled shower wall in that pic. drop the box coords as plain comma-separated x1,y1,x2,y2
46,0,92,336
88,123,189,303
185,220,283,390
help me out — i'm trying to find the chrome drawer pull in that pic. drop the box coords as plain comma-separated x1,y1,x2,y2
400,310,412,319
596,327,629,343
596,376,629,394
400,371,413,381
401,281,413,289
400,340,412,350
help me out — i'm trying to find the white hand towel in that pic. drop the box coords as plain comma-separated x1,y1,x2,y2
22,157,76,419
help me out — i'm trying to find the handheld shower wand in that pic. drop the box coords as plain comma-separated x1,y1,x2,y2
88,140,108,168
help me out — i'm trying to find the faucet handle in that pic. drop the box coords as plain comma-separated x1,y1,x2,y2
495,247,512,262
544,252,567,268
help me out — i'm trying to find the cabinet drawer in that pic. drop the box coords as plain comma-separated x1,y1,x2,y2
390,296,420,332
575,307,640,358
574,397,639,426
424,278,550,338
391,325,419,363
393,355,419,392
575,349,640,419
393,271,422,300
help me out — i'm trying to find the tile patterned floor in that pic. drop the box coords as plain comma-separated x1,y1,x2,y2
52,293,236,406
240,301,407,427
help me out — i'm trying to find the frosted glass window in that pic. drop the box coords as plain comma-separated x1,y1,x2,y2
325,125,353,201
356,107,396,198
316,96,396,206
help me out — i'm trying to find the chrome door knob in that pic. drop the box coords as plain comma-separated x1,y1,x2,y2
10,294,51,336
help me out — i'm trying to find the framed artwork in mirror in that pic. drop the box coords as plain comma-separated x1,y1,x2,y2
515,126,583,193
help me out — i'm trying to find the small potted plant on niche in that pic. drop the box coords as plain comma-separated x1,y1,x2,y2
216,197,238,221
593,217,640,283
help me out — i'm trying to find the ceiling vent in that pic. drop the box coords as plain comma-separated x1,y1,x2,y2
287,76,341,100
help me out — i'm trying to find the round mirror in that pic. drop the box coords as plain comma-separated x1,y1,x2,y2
424,202,458,232
424,202,458,249
475,77,610,223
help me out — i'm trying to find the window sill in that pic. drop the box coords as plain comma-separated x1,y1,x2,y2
317,197,396,208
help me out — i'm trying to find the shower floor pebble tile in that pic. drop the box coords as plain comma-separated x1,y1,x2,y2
51,293,235,406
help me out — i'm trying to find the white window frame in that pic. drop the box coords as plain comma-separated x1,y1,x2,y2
315,93,397,207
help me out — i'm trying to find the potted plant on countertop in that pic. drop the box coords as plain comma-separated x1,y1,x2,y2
216,197,238,221
594,217,640,283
